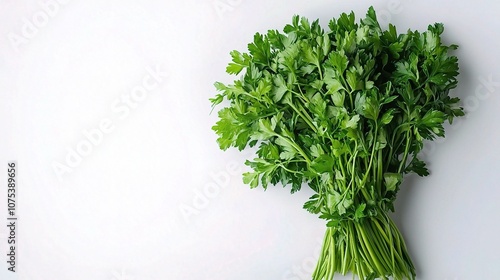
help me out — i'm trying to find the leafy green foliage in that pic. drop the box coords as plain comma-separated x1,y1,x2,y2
210,6,463,280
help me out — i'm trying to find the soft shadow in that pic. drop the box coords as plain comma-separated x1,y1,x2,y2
389,174,420,273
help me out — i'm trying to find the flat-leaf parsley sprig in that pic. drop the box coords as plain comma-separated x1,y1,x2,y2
210,6,463,280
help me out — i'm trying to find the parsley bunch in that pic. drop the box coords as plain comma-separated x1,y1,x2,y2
210,6,463,280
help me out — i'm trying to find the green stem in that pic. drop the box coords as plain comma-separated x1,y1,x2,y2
276,134,311,164
356,222,386,276
361,123,378,187
398,129,412,173
337,156,348,193
286,101,318,133
314,215,416,280
347,143,359,197
278,164,301,174
317,62,324,80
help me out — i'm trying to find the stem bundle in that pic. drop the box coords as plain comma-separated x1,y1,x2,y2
313,212,415,280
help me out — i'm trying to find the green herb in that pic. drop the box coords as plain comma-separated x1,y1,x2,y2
210,6,463,280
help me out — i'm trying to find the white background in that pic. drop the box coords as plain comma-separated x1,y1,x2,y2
1,0,499,279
